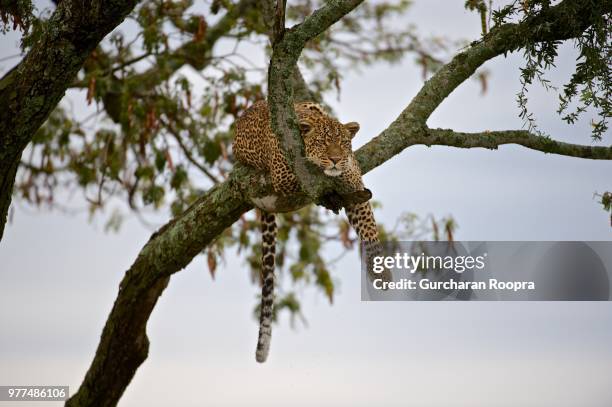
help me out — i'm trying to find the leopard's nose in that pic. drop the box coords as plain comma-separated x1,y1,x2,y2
327,144,342,164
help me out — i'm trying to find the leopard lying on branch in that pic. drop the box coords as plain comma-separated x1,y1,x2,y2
234,100,382,363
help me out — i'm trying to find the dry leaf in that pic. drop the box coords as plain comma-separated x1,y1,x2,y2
207,250,217,280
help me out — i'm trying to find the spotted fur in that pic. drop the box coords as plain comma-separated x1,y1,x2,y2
234,100,381,363
256,210,276,363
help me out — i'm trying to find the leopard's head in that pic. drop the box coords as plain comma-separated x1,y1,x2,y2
296,104,360,177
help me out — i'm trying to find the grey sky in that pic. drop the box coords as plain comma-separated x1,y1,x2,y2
1,1,611,406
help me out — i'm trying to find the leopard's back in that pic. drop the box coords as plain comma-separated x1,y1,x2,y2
233,100,277,171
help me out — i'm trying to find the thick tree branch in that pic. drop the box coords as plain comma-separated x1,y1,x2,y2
260,0,321,103
0,0,142,240
291,65,321,103
65,167,252,407
267,0,364,201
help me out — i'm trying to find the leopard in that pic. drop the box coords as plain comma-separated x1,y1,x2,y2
233,100,382,363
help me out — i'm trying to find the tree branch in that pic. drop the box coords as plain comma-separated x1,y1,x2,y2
159,117,221,184
65,168,252,407
0,0,142,240
424,128,612,160
260,0,322,103
267,0,364,201
355,0,612,174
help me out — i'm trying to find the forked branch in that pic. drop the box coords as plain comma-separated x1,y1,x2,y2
267,0,364,201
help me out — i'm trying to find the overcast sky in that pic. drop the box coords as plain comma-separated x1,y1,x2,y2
1,1,611,406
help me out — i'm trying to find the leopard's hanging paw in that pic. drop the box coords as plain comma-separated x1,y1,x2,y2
318,188,372,214
318,191,344,214
342,188,372,206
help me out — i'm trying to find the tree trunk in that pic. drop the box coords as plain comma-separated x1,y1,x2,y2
0,153,19,237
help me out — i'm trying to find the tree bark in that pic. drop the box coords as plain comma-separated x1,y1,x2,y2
0,156,19,235
422,129,612,159
65,169,255,407
0,0,141,240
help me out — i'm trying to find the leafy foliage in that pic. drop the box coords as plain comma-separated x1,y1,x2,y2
489,0,611,139
0,0,33,32
596,191,611,227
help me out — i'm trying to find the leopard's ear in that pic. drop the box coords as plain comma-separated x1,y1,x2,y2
344,122,360,138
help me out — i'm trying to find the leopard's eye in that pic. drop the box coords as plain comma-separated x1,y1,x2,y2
300,122,311,134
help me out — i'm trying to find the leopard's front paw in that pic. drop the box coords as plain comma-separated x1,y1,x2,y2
342,188,372,206
318,188,372,213
318,191,345,214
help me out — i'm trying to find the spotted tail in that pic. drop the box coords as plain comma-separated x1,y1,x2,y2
256,210,277,363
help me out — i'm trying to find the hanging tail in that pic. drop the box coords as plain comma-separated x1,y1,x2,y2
256,210,277,363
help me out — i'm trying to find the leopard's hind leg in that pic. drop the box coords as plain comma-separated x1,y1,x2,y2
256,210,277,363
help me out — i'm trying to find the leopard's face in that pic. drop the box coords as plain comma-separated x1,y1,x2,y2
300,117,360,177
